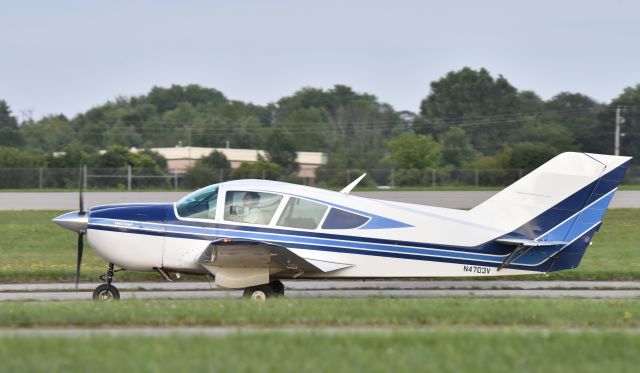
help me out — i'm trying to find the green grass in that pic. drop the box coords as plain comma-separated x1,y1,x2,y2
0,209,638,282
0,298,638,328
2,297,639,372
1,331,639,372
0,210,159,282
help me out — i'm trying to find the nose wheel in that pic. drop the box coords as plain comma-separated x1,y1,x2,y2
243,280,285,300
93,283,120,300
93,263,120,301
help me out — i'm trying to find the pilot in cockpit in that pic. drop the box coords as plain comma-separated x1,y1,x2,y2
240,192,267,224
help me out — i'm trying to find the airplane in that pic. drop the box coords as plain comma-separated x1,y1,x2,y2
53,152,632,300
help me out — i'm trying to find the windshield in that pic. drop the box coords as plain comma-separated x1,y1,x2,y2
176,184,219,219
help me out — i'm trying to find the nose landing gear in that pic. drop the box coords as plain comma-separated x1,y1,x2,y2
243,280,285,300
93,263,120,301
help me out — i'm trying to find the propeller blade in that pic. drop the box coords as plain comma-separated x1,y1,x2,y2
75,233,84,289
78,163,85,215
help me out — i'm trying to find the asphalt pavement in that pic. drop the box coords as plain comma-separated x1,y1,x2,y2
2,281,640,301
1,190,639,210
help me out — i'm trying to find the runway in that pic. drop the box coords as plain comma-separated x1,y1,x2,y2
2,281,640,301
1,190,639,210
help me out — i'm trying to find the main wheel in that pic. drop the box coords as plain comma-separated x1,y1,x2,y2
243,284,274,300
92,284,120,301
269,280,285,297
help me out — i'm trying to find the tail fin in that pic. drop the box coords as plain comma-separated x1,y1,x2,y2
469,152,632,272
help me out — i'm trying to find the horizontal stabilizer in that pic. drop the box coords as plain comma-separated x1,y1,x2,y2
495,238,567,247
495,237,567,271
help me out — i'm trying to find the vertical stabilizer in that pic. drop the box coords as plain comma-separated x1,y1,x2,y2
468,152,631,237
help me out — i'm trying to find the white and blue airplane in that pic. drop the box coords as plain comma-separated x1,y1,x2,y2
53,152,631,300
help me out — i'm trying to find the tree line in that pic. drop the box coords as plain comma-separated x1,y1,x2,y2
1,67,638,187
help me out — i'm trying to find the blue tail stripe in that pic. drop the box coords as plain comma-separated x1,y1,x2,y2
537,189,614,243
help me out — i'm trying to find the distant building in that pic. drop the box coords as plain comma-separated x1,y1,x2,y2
137,147,327,183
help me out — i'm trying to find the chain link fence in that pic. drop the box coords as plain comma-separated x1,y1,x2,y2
0,166,637,190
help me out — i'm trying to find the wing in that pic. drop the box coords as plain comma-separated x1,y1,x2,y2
197,238,353,288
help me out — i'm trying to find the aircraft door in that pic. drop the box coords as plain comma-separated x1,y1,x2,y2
162,185,220,273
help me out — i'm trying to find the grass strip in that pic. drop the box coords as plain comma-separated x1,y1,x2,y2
0,298,638,328
0,330,639,372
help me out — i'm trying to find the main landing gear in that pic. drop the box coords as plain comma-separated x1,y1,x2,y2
93,263,120,301
243,280,285,300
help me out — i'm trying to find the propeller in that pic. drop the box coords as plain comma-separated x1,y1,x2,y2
75,163,86,289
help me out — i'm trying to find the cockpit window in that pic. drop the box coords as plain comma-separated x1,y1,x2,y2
321,208,369,229
277,197,328,229
224,191,283,225
176,184,219,219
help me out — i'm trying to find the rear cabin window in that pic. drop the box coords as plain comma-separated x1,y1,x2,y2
224,191,282,225
321,208,369,229
277,198,328,229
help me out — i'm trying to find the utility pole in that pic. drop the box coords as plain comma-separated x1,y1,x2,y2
184,125,195,160
184,125,195,147
614,107,621,156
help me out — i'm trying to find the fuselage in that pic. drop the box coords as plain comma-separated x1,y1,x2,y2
79,164,627,280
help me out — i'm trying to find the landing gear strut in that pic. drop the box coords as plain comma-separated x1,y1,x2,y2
93,263,120,301
243,280,285,300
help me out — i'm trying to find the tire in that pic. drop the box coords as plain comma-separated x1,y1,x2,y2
92,284,120,301
269,280,285,296
243,284,274,300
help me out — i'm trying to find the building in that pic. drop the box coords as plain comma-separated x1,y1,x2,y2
140,147,327,183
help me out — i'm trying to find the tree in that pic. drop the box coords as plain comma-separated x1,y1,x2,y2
0,147,47,188
545,92,601,152
387,133,442,169
21,114,74,152
274,85,406,171
139,149,168,170
200,150,231,170
277,107,331,151
0,100,18,128
104,122,144,148
517,90,545,113
230,161,282,180
0,100,24,148
509,142,557,169
465,146,515,186
183,150,232,188
0,147,46,167
47,143,95,168
509,119,577,151
265,127,298,175
417,67,522,154
146,84,227,113
440,127,476,166
467,147,512,169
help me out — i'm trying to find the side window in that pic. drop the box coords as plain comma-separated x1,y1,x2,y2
224,191,282,225
277,198,328,229
322,208,369,229
176,184,219,219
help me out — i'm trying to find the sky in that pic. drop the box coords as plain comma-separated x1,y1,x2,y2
1,0,639,120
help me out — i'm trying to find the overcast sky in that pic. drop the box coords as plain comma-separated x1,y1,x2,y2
1,0,639,120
